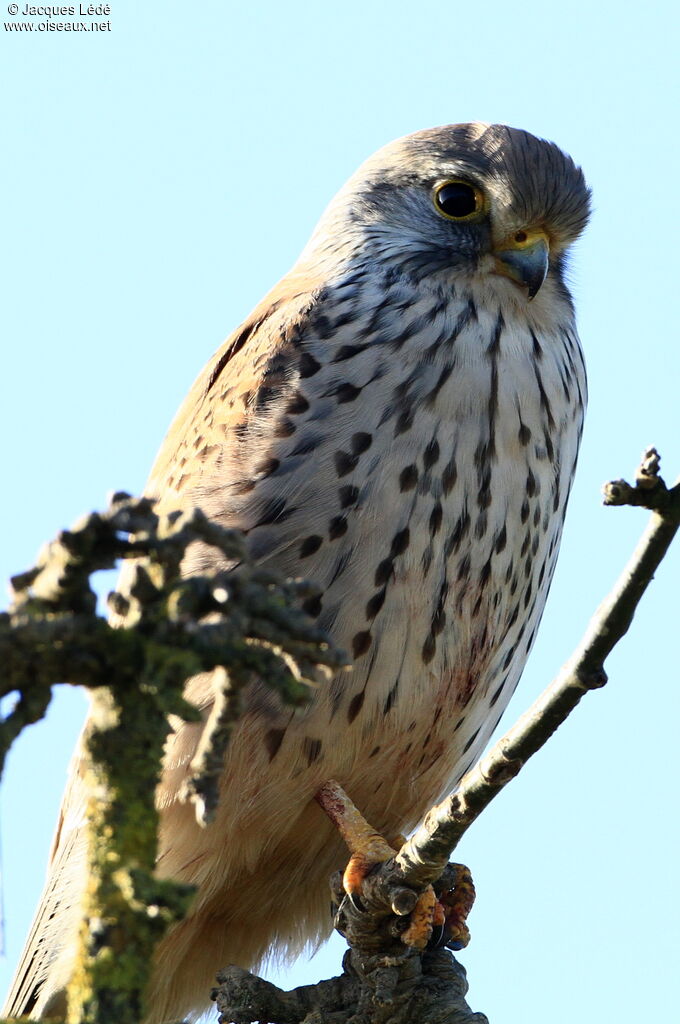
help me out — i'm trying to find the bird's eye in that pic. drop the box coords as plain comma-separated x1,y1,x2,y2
433,180,484,221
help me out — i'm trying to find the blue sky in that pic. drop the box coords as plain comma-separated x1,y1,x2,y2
1,1,678,1021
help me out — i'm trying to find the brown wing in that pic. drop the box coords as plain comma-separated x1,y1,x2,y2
2,740,90,1019
147,269,324,511
2,265,325,1018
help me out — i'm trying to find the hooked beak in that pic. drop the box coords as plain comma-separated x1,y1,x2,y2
493,228,550,300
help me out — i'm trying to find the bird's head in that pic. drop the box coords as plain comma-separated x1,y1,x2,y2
303,123,590,304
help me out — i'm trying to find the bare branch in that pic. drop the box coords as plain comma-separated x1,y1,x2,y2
392,449,680,888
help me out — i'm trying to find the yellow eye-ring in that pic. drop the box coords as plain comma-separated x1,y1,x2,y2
433,180,485,221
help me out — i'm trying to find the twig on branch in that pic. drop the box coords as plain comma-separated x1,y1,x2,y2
391,446,679,888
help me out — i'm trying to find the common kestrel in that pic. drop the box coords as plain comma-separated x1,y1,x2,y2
4,123,590,1024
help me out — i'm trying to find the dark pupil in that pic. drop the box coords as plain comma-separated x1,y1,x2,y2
437,183,477,218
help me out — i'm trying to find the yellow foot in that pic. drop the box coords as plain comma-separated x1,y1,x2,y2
315,780,473,952
436,863,476,950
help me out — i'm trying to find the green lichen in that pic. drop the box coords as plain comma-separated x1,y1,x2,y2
1,495,347,1024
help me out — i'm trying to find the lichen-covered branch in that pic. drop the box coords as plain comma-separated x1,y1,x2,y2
0,493,346,1024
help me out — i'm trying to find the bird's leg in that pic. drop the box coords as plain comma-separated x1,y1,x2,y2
315,779,396,899
315,779,463,951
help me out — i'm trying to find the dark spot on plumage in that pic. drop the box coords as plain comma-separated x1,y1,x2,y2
477,466,492,509
418,471,435,497
339,484,360,508
333,342,370,362
303,737,323,765
394,409,414,435
299,535,323,558
274,418,296,438
290,434,323,456
334,450,359,477
533,506,541,528
364,290,394,335
487,311,504,356
520,532,530,557
331,309,357,331
474,511,488,538
389,319,423,351
423,439,440,470
526,470,538,497
399,464,419,491
421,731,432,750
494,524,507,554
509,573,519,597
442,455,458,496
369,745,381,758
375,558,394,586
533,363,555,430
232,422,248,442
425,363,455,407
520,499,530,524
531,534,540,556
313,314,334,340
463,728,480,754
429,502,443,536
523,581,534,609
424,322,457,360
421,634,437,664
347,689,366,723
544,430,554,461
383,682,398,714
329,548,353,584
489,681,505,708
507,605,519,628
456,553,471,582
390,528,410,556
253,384,279,411
254,456,280,477
518,422,531,446
351,431,372,455
474,438,495,471
538,562,547,587
253,496,294,527
479,557,493,588
233,478,257,495
265,728,286,761
335,382,362,403
453,716,466,732
299,352,321,378
366,588,387,619
552,487,561,513
445,509,471,556
329,515,348,540
502,643,517,670
285,391,310,415
530,328,543,360
302,594,323,618
421,544,434,577
431,589,448,636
